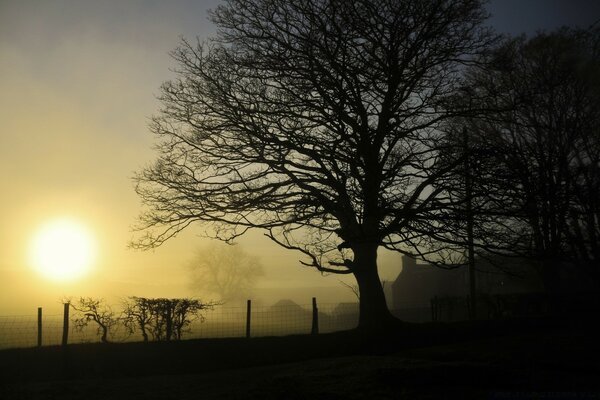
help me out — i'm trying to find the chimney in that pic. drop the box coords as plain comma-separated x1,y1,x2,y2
402,255,417,272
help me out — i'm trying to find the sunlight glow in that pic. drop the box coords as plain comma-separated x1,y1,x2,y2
29,218,96,282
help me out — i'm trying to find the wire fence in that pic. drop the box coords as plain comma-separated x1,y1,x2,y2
8,291,585,349
0,314,61,349
14,293,574,349
0,302,361,350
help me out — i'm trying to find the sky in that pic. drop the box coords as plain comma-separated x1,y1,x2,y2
1,0,599,315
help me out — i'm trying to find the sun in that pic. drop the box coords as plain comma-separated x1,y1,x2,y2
29,218,97,282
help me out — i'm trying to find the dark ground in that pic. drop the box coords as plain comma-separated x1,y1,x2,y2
1,318,599,399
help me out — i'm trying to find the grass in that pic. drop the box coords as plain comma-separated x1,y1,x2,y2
1,317,599,399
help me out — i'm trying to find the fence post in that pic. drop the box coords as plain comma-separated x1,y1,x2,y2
245,299,251,338
311,297,319,335
37,307,43,347
62,302,70,346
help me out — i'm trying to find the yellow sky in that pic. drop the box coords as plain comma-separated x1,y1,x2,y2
1,0,597,315
0,0,404,314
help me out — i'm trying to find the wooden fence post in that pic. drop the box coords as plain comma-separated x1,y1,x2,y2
246,299,251,338
37,307,42,347
62,303,70,346
311,297,319,335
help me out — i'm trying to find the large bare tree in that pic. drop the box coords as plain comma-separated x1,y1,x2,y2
133,0,494,329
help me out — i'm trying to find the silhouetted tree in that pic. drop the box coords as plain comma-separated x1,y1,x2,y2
188,243,264,304
68,297,118,343
122,297,218,341
133,0,495,329
122,296,154,342
439,27,600,292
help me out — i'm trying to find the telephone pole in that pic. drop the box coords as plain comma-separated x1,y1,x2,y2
464,127,477,319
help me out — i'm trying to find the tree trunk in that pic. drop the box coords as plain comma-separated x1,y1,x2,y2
352,243,397,331
541,255,562,295
100,324,109,343
140,325,149,342
165,312,173,341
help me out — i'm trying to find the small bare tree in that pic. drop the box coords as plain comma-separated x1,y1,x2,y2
122,296,154,342
67,297,118,344
171,298,214,340
122,297,219,342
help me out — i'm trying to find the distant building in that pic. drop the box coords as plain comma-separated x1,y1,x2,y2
391,255,543,310
391,256,466,309
269,299,306,312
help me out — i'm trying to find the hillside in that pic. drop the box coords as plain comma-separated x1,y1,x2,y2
1,318,599,399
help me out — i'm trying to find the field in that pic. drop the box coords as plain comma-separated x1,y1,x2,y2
1,317,599,399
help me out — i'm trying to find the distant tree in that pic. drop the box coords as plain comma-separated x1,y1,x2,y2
122,297,218,341
132,0,495,329
68,297,118,344
188,243,264,304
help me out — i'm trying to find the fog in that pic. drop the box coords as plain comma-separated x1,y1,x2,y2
1,0,599,315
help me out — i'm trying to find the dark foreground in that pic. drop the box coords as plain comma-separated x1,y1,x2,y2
1,318,599,399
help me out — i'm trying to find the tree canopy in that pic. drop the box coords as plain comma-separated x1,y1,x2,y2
133,0,495,328
188,243,264,303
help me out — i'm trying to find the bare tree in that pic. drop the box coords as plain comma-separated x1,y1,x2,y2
171,298,213,340
122,297,218,341
122,296,153,342
68,297,118,344
188,243,264,304
132,0,494,329
439,27,600,292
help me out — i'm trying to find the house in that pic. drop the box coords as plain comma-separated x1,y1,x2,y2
391,255,543,310
391,256,466,309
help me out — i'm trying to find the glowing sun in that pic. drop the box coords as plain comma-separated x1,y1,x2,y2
29,218,97,282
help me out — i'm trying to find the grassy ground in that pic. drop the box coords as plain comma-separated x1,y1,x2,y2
1,318,599,399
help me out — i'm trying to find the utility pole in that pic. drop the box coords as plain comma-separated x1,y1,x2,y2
464,127,477,319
